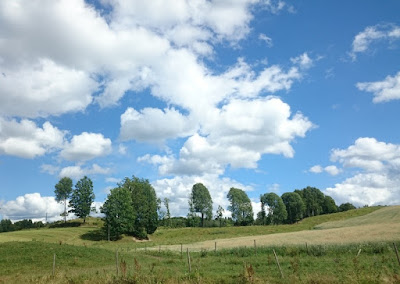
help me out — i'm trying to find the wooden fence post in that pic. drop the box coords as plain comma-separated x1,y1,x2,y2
52,253,56,277
393,243,400,267
273,249,284,279
116,249,119,277
187,248,192,273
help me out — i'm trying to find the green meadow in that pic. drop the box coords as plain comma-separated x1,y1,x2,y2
1,206,400,283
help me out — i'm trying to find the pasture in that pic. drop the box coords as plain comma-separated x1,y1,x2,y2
1,206,400,283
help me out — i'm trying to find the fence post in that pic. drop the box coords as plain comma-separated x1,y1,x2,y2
52,253,56,277
187,248,192,273
393,243,400,267
273,249,284,279
116,249,119,277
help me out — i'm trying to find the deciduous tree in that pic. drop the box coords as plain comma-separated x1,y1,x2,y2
54,177,73,223
119,176,159,238
69,176,95,223
189,183,213,227
261,193,287,225
227,187,254,226
281,192,305,224
101,187,135,240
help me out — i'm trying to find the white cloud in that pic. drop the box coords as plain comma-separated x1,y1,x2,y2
324,138,400,207
356,71,400,103
309,165,341,176
120,107,197,142
141,97,313,176
350,24,400,60
258,33,273,47
60,132,112,162
40,164,60,175
324,165,341,176
330,137,400,172
152,174,253,217
0,193,103,222
309,165,323,173
290,52,313,69
59,164,111,180
0,59,97,118
0,193,64,222
261,0,293,14
0,118,65,158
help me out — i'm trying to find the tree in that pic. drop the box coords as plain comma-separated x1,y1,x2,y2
297,186,325,217
163,198,171,227
189,183,213,227
119,176,159,238
215,205,225,227
339,202,356,212
261,193,287,225
54,177,73,223
69,176,95,223
281,192,305,224
227,187,254,226
323,195,338,214
101,187,135,240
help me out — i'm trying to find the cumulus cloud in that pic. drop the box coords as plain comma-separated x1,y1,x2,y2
59,164,111,180
325,137,400,206
140,97,313,176
0,193,102,222
61,132,112,161
0,193,64,222
120,107,197,142
309,165,341,176
152,174,253,217
0,118,65,158
350,24,400,60
356,71,400,103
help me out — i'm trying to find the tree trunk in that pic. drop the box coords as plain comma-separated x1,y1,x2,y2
201,213,204,227
64,198,67,223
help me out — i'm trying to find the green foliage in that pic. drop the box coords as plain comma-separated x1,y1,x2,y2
54,177,73,223
296,186,325,217
281,192,305,224
323,195,338,214
339,202,357,212
189,183,213,227
101,187,135,240
215,205,225,227
118,176,159,239
261,192,287,225
69,176,95,223
227,187,254,226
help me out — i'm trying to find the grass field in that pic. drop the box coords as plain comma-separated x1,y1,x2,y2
1,206,400,283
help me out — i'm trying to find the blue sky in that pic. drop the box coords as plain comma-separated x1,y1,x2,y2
1,0,400,222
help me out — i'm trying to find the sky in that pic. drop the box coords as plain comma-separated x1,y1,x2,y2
1,0,400,222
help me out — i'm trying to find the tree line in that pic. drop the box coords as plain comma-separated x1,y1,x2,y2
1,175,357,239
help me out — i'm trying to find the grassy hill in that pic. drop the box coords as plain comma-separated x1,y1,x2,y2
1,206,400,283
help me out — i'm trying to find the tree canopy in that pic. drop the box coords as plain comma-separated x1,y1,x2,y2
54,177,73,223
189,183,213,227
281,192,305,224
101,187,135,240
69,176,95,223
295,186,325,217
120,176,159,238
261,192,287,225
227,187,254,226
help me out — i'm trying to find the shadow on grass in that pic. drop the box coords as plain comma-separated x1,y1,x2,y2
80,229,106,241
49,221,81,228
